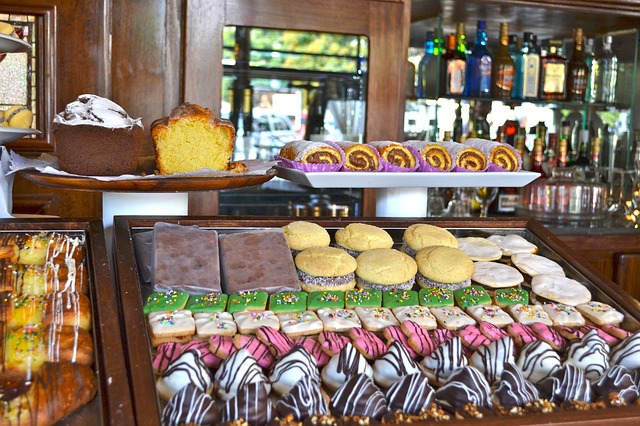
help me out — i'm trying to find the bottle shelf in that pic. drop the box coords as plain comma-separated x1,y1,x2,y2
409,96,631,112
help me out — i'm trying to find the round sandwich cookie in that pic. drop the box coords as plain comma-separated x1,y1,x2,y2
511,253,565,278
486,234,538,258
415,246,474,290
355,248,418,291
456,237,502,262
295,246,357,292
530,274,591,306
402,223,457,257
471,261,524,289
334,223,394,257
281,221,330,255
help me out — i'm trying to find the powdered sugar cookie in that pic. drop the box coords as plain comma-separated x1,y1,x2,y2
400,320,438,357
466,305,514,327
456,237,502,261
530,322,568,351
232,334,276,369
354,307,399,332
391,305,437,329
294,336,331,367
576,301,625,326
508,304,553,326
511,253,565,277
541,303,585,327
276,310,324,336
316,308,361,332
256,326,295,358
194,312,237,337
349,327,388,360
382,325,418,359
458,325,491,350
318,330,350,356
233,310,280,334
430,306,476,330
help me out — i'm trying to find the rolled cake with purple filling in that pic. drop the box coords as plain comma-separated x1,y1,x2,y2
463,138,522,172
294,246,357,292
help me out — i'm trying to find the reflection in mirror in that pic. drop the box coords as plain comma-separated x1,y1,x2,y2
0,13,37,133
221,26,368,160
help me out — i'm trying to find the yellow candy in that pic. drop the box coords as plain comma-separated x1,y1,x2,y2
4,105,33,129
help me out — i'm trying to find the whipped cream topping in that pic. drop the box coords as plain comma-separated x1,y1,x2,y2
54,94,143,129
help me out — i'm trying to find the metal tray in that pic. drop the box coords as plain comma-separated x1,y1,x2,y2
0,219,134,425
113,215,640,425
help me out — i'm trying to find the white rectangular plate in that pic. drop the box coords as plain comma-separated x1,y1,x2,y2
275,166,540,188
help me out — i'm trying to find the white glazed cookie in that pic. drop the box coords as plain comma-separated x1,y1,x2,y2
149,309,195,338
456,237,502,261
194,312,237,337
317,308,362,332
576,301,625,325
430,306,476,330
233,310,280,334
471,261,524,288
531,274,591,306
508,304,553,326
511,253,565,277
541,303,585,327
354,307,399,332
466,305,514,327
487,234,538,256
391,305,437,329
276,310,324,336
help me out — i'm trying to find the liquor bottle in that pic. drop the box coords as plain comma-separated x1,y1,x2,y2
514,32,540,100
501,118,519,146
595,35,618,104
590,137,602,168
441,34,467,96
545,133,558,167
584,38,597,103
531,138,547,177
514,132,531,170
535,120,548,150
539,40,566,100
455,22,468,56
452,105,464,142
466,20,492,97
416,31,435,99
556,137,569,168
575,129,590,166
566,28,589,102
492,22,515,100
508,35,519,60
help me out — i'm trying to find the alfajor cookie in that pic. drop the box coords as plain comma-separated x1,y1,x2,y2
355,248,417,291
295,246,357,292
281,221,330,255
415,246,474,290
471,261,524,289
402,223,458,257
530,274,591,306
334,223,393,257
511,253,565,278
486,234,538,257
456,237,502,261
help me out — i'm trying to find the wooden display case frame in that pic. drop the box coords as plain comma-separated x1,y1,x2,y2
0,218,134,425
113,215,640,425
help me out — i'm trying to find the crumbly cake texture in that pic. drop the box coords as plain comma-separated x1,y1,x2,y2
184,292,228,313
233,310,280,334
307,291,345,310
354,307,400,331
316,308,362,332
415,246,474,284
194,312,237,337
334,223,394,252
345,288,382,308
392,305,437,329
151,102,235,174
419,287,454,307
227,291,268,314
383,289,419,308
403,223,458,252
576,301,625,325
276,311,324,336
219,229,300,294
453,286,491,309
269,291,308,313
281,221,331,251
152,223,222,294
493,287,529,307
143,290,189,314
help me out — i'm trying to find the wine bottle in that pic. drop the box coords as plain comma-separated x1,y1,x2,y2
416,31,435,99
595,35,618,104
492,22,515,100
539,40,566,101
514,32,540,100
441,34,466,96
466,20,492,97
566,28,589,102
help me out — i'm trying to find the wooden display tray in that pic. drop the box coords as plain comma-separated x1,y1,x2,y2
0,218,134,425
112,216,640,426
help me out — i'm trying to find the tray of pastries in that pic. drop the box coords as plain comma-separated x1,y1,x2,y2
113,216,640,426
0,219,133,425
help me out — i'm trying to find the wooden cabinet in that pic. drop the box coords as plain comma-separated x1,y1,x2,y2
559,233,640,299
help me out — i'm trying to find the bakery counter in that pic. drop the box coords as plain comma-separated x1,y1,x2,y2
0,218,134,425
113,215,640,426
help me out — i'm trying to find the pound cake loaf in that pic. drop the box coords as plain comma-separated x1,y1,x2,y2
53,94,144,176
151,102,235,174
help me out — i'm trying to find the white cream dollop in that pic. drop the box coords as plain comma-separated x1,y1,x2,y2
54,94,142,129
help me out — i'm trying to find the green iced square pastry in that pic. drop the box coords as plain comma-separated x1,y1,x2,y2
419,287,454,307
143,290,189,314
383,289,419,308
185,292,228,313
307,291,345,310
453,285,491,309
269,291,308,313
227,291,268,314
494,287,529,307
345,288,382,308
